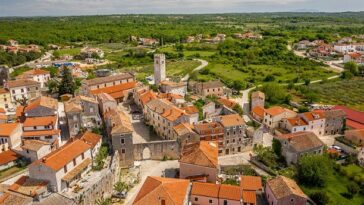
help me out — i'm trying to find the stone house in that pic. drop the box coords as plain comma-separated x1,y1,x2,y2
132,176,190,205
265,176,307,205
0,88,12,110
281,117,309,133
181,105,199,124
194,122,224,154
344,129,364,146
16,96,58,118
0,123,22,153
64,95,101,137
81,72,135,94
251,91,265,111
275,132,324,164
0,150,20,171
5,79,41,105
78,131,102,160
91,81,137,103
263,106,297,129
173,123,200,148
300,111,326,136
321,109,346,135
179,141,219,183
104,108,134,168
190,80,225,98
160,80,187,96
251,106,265,122
15,69,51,89
97,93,118,115
19,140,52,162
28,139,94,192
80,47,104,58
217,114,250,155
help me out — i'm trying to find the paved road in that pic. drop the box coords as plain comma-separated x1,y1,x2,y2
9,51,53,73
181,59,209,81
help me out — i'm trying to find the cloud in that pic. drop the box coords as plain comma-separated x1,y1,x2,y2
0,0,363,16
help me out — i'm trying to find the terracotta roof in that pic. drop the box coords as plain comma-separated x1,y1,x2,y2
276,132,324,153
17,69,50,79
252,106,265,118
218,98,236,109
286,117,308,126
242,190,257,204
64,95,97,113
333,105,364,128
79,131,101,148
0,123,19,137
133,176,190,205
198,80,224,89
6,79,40,88
181,105,199,114
105,108,133,135
220,114,245,127
267,176,307,200
158,93,184,101
194,122,223,132
345,129,364,143
31,139,91,171
349,53,362,58
139,90,157,106
0,192,29,205
219,184,241,201
84,73,134,86
179,141,218,168
26,96,58,112
0,108,6,113
97,93,116,103
265,106,286,116
347,120,364,129
191,182,220,198
0,150,19,165
23,116,57,127
22,129,60,137
161,106,187,122
240,176,262,191
0,114,7,120
90,82,136,98
318,109,346,119
8,176,48,197
173,123,195,136
302,111,325,121
22,140,51,151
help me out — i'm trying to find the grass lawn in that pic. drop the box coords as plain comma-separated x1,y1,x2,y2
0,166,25,181
301,167,364,205
341,164,364,180
307,77,364,111
56,48,81,56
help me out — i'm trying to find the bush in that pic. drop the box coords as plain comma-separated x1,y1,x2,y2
297,154,331,187
347,182,360,195
309,191,330,205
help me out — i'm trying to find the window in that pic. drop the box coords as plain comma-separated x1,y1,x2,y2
33,126,37,130
161,199,165,205
290,198,294,202
21,88,24,93
73,159,76,166
224,200,228,205
64,165,68,173
81,153,84,160
45,135,53,139
121,138,125,144
90,107,94,113
209,199,213,204
12,90,15,94
194,197,198,202
27,88,30,91
121,149,125,154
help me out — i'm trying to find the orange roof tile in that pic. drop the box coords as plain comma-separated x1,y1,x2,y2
191,182,220,198
0,150,19,165
133,176,190,205
180,141,218,168
252,106,265,118
173,123,195,136
267,176,307,200
22,140,51,151
287,117,308,126
79,131,101,148
22,129,61,137
31,139,91,171
0,88,9,94
139,90,157,106
84,73,134,86
220,114,245,127
218,98,236,108
240,176,262,191
242,190,257,204
25,96,58,112
0,123,19,137
219,184,241,201
302,111,325,121
181,105,199,114
6,79,40,88
0,108,6,113
8,176,48,197
161,107,187,122
276,132,324,152
90,82,136,97
265,106,285,116
23,116,57,127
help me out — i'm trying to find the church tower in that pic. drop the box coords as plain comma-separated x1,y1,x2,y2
154,54,166,85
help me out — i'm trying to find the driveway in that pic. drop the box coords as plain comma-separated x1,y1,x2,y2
181,59,209,81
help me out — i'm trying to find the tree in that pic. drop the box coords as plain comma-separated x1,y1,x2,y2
309,191,330,205
344,61,358,75
262,83,287,104
58,66,77,96
341,71,354,79
297,154,331,187
232,104,243,115
304,78,310,86
47,80,59,94
114,181,129,193
272,139,282,157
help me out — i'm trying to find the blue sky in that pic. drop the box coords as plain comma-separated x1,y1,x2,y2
0,0,363,17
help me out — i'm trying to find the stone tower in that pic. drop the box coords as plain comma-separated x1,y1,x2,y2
154,54,166,85
251,91,265,110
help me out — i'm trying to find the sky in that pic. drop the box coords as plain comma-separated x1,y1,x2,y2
0,0,363,17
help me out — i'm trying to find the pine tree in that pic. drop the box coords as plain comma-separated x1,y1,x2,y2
58,66,76,95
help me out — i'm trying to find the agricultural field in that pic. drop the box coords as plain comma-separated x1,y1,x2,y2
307,77,364,111
54,48,81,56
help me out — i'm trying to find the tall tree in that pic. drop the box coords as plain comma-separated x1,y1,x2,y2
58,66,76,96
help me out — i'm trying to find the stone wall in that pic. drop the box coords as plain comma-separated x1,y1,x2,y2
133,140,180,161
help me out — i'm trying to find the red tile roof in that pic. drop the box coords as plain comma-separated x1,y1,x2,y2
23,116,57,127
240,176,262,191
267,176,307,200
79,131,101,148
22,129,60,137
219,184,241,201
220,114,245,127
0,150,19,166
242,190,257,204
179,141,218,168
0,123,19,137
218,98,237,109
252,106,265,118
333,105,364,129
191,182,220,198
90,82,136,99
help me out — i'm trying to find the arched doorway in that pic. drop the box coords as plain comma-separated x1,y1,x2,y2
142,147,151,160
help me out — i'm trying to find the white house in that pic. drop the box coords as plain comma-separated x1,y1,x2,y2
15,69,51,88
6,79,41,104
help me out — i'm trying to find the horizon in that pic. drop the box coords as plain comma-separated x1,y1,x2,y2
1,0,364,17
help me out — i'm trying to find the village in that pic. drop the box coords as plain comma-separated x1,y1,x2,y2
0,32,363,205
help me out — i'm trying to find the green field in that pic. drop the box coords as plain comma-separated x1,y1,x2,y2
302,165,364,205
307,77,364,111
158,46,216,58
55,48,81,56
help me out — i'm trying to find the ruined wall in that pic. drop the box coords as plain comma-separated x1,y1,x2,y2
133,140,180,161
